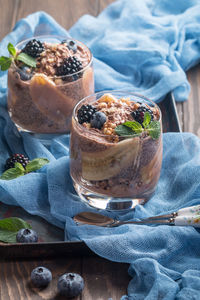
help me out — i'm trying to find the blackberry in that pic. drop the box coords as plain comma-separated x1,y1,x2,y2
55,56,83,80
5,154,29,170
131,104,153,125
22,39,44,58
77,105,97,124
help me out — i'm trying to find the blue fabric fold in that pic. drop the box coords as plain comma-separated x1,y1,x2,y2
1,1,200,299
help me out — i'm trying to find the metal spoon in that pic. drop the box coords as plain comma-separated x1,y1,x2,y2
73,212,174,227
73,205,200,228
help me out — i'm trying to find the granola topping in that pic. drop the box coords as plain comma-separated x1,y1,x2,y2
78,93,160,140
15,39,91,83
36,42,90,77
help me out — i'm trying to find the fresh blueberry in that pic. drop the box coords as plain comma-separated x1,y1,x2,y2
17,66,32,81
31,266,52,287
90,111,107,129
57,273,84,298
16,228,38,243
66,39,77,53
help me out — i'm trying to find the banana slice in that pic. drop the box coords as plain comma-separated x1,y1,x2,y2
81,137,141,181
98,93,118,103
29,74,71,123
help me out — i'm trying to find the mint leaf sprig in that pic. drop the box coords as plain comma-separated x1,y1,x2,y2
0,217,31,243
0,158,49,180
115,112,161,140
0,42,36,71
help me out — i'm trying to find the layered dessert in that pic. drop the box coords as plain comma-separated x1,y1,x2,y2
70,92,162,201
7,36,94,133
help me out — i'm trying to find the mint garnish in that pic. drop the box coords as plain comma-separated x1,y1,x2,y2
0,217,31,243
25,158,49,173
0,162,25,180
0,56,12,71
115,112,161,139
0,42,36,71
0,158,49,180
7,42,16,57
123,121,143,134
142,112,151,128
115,124,137,136
16,52,36,68
147,121,161,139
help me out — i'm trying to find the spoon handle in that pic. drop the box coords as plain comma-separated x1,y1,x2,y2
145,205,200,220
110,219,172,227
110,215,200,227
177,205,200,216
174,215,200,227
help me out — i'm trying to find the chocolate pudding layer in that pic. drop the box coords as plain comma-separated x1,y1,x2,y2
70,93,162,199
7,37,94,133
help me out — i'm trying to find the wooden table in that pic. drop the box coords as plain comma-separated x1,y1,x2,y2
0,1,199,299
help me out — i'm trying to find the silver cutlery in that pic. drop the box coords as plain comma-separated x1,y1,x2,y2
73,205,200,228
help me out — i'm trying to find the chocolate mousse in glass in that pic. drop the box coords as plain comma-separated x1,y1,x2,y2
70,91,162,210
7,36,94,135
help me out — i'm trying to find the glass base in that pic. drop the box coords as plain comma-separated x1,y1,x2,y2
73,182,146,211
14,124,65,147
29,133,64,147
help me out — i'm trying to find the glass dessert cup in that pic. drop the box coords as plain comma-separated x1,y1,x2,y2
7,35,94,138
70,91,163,211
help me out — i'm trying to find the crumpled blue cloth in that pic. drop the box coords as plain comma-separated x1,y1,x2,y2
69,0,200,102
1,1,200,299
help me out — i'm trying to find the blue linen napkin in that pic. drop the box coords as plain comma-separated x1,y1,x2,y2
1,0,200,299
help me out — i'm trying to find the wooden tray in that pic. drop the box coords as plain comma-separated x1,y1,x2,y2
1,93,181,259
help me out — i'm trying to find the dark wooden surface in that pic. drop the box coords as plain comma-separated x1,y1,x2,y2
0,0,199,299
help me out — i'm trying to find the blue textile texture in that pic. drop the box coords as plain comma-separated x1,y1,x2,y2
0,1,200,299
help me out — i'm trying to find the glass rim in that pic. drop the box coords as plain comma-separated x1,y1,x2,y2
72,90,162,139
13,35,93,79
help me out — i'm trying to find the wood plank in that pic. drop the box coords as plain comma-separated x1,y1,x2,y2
0,257,82,300
176,103,184,132
0,256,130,300
16,0,98,30
82,257,130,300
0,0,19,40
184,65,200,136
99,0,115,11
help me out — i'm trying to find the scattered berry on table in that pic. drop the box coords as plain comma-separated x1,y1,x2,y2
55,56,83,79
57,273,84,298
16,228,38,243
22,39,44,58
61,39,77,53
17,66,32,81
31,266,52,287
90,111,107,129
131,104,153,125
77,105,97,124
5,154,29,170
